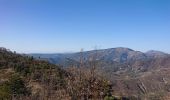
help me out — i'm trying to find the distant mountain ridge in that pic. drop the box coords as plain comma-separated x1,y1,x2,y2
30,47,169,65
146,50,169,58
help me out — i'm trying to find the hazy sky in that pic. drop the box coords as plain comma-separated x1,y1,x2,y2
0,0,170,53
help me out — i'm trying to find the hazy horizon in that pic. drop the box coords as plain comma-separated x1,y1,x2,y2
1,47,169,54
0,0,170,53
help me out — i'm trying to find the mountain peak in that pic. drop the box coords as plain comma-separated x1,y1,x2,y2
109,47,134,51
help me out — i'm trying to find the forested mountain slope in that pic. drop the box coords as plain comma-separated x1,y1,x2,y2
0,48,119,100
1,47,170,100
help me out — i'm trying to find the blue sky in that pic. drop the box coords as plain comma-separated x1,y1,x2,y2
0,0,170,53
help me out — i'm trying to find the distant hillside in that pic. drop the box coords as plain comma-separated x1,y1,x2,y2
146,50,169,58
30,47,169,65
